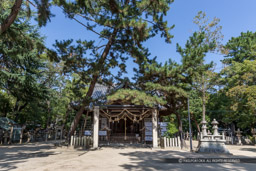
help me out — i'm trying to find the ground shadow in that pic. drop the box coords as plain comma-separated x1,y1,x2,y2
240,147,256,152
119,149,256,171
0,142,58,171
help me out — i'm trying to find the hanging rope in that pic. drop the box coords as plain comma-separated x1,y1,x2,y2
99,108,152,122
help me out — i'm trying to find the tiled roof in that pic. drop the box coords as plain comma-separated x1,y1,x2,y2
92,84,111,99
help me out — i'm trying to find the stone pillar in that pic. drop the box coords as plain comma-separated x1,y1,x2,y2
152,108,158,148
235,128,243,145
93,106,99,148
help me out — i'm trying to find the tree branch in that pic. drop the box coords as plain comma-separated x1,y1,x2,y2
71,17,108,39
27,0,36,8
0,0,23,34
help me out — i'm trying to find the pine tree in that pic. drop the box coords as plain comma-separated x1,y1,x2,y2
134,58,188,148
0,0,53,34
223,31,256,64
52,0,175,137
0,9,49,122
177,31,216,123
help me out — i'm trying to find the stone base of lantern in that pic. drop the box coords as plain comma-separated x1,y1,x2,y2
197,139,231,154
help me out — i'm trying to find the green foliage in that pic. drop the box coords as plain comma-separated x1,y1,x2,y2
167,122,178,136
220,60,256,128
161,114,178,137
0,91,13,117
223,31,256,64
0,0,54,30
53,0,175,85
107,89,165,107
178,32,215,79
0,9,55,124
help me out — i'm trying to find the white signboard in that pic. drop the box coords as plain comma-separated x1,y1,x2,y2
160,127,167,132
144,119,152,141
99,131,107,136
145,122,152,127
145,127,152,131
145,136,153,141
159,122,168,136
159,122,168,127
145,131,152,136
84,130,91,136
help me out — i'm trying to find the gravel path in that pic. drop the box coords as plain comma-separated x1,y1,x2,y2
1,141,256,171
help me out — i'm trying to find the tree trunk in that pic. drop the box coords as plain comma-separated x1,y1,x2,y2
46,100,51,128
68,28,118,138
191,113,200,133
13,99,27,122
202,74,206,122
62,103,71,137
176,113,186,149
0,0,23,34
81,111,89,137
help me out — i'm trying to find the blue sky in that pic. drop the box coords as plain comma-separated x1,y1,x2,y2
38,0,256,78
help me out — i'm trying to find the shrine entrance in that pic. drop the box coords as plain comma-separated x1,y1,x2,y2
109,117,141,143
92,105,159,148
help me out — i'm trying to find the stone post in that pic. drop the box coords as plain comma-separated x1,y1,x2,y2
20,125,26,144
186,131,189,140
152,108,158,148
235,128,243,145
93,106,99,148
222,131,225,140
55,128,58,140
45,129,48,142
8,126,13,144
251,128,256,146
27,131,31,143
4,131,9,144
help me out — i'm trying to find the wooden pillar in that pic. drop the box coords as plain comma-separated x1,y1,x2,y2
152,108,158,148
124,118,127,140
93,106,99,148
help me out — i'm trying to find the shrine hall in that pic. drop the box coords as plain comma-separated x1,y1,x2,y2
83,84,168,148
91,105,159,148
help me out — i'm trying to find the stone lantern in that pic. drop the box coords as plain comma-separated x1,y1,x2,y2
251,128,256,146
235,128,243,145
211,119,219,136
197,119,230,154
201,120,208,136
